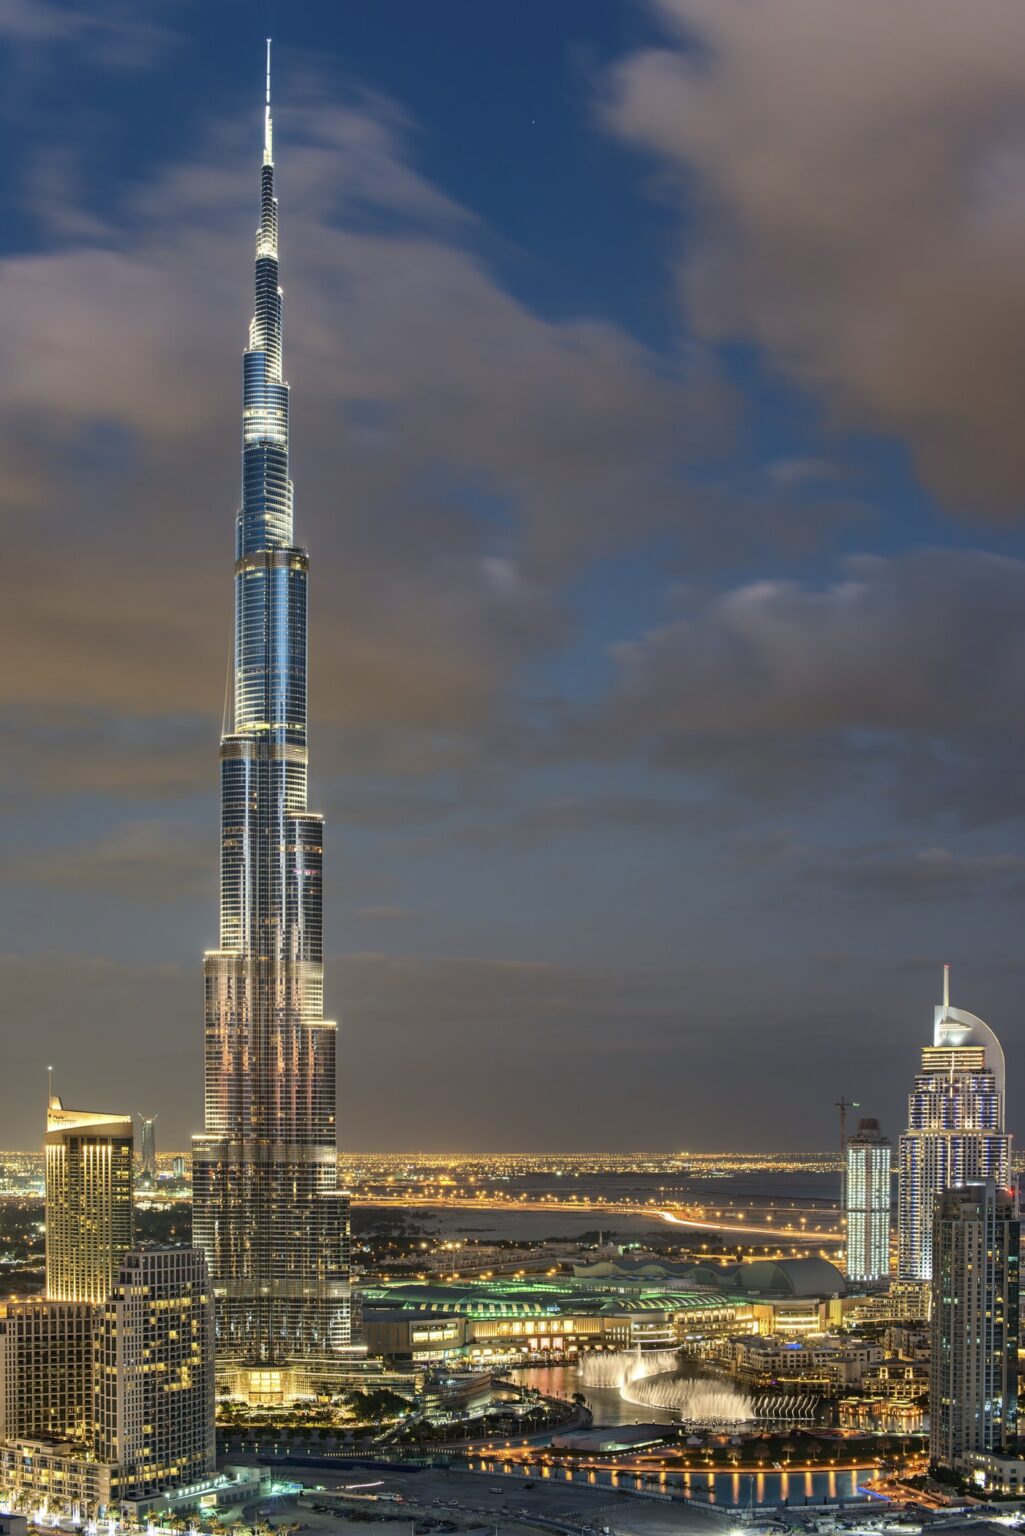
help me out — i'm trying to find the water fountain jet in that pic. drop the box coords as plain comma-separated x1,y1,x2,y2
579,1347,753,1426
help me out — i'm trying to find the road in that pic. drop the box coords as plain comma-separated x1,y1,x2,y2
656,1210,841,1241
354,1197,840,1245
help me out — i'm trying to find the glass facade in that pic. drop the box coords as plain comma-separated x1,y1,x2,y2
930,1182,1019,1465
898,989,1010,1282
844,1119,891,1284
191,55,352,1377
45,1099,134,1307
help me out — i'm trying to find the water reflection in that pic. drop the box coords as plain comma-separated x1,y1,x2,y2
470,1456,871,1508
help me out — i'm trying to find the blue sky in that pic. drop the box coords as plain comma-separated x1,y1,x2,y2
3,0,1025,1150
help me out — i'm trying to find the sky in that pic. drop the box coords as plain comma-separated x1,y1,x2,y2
3,0,1025,1152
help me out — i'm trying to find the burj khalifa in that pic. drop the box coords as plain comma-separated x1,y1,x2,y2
192,46,353,1397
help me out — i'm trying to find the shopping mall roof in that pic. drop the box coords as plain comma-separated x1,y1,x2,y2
360,1277,750,1320
572,1255,845,1298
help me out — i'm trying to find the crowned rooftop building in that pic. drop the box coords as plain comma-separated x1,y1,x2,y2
45,1096,133,1306
898,968,1011,1282
191,45,352,1399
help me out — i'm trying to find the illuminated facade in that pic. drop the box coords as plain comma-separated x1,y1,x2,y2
0,1251,216,1517
0,1300,95,1443
191,46,352,1388
94,1249,215,1496
898,969,1010,1281
138,1115,157,1185
360,1279,755,1365
844,1118,891,1283
45,1097,133,1306
930,1181,1019,1467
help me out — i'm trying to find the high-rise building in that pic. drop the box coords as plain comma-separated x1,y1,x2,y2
930,1181,1019,1467
138,1115,157,1185
191,46,352,1396
45,1097,133,1305
172,1154,186,1181
94,1249,216,1497
0,1300,95,1442
898,968,1010,1281
0,1250,216,1516
845,1118,891,1284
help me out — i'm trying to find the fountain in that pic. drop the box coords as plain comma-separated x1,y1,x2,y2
579,1347,754,1425
579,1347,680,1390
622,1372,754,1421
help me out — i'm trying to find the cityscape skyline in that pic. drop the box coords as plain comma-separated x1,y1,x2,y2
4,6,1025,1519
6,3,1025,1154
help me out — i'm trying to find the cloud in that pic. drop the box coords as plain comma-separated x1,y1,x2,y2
431,791,719,851
733,829,1025,903
5,818,211,901
0,0,173,63
590,547,1025,817
0,73,733,806
606,0,1025,514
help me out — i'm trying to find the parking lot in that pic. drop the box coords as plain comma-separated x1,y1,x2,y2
247,1465,729,1536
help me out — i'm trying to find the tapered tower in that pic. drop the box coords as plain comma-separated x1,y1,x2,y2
191,45,353,1398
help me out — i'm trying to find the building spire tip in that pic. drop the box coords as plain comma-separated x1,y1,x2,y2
263,38,273,165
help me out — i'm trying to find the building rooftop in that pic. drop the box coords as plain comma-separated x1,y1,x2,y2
572,1254,845,1298
360,1276,750,1320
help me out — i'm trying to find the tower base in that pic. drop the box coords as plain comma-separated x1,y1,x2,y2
218,1346,370,1405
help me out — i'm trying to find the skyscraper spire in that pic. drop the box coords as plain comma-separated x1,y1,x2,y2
264,38,273,167
192,45,353,1400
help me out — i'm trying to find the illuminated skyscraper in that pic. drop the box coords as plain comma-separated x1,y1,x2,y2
0,1251,216,1515
138,1114,157,1185
45,1096,133,1305
191,45,352,1395
898,968,1011,1282
845,1118,891,1284
930,1181,1019,1466
94,1249,216,1497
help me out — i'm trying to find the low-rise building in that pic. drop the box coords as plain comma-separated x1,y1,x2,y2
359,1278,755,1364
959,1452,1025,1494
726,1334,883,1393
881,1323,930,1360
861,1358,929,1400
362,1311,468,1363
829,1281,930,1327
838,1396,927,1434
